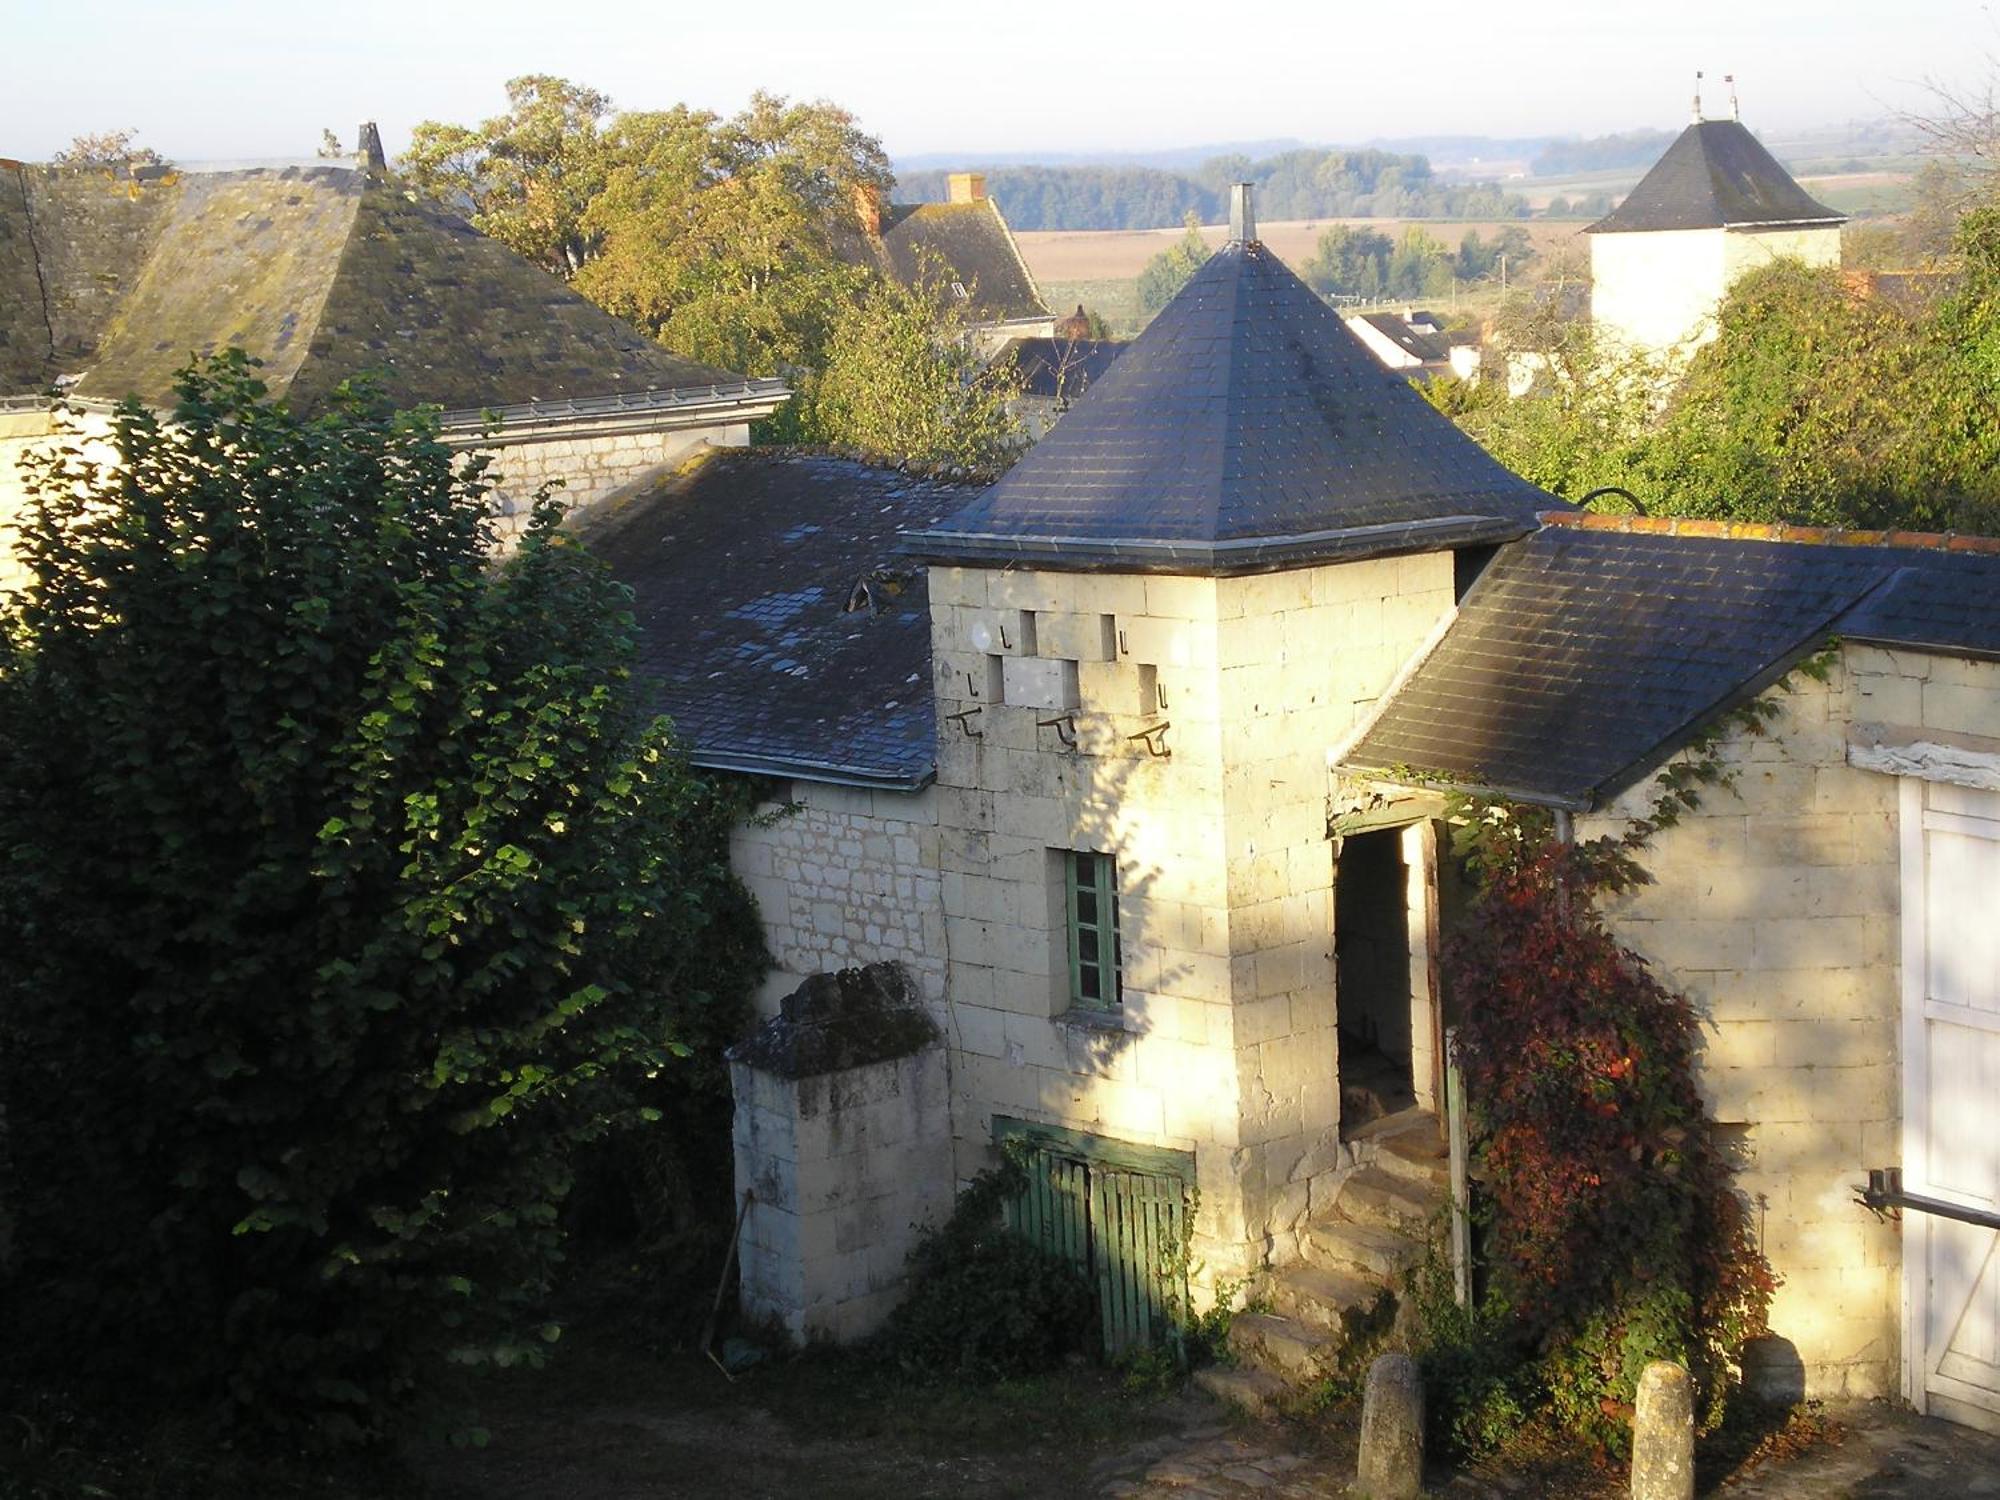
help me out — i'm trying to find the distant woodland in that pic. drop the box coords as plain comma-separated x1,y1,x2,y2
898,148,1533,229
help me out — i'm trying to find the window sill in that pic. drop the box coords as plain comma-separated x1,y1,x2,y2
1055,1007,1130,1035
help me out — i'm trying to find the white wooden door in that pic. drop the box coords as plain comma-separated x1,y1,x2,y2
1902,779,2000,1431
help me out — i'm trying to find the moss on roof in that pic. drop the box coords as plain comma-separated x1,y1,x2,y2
5,164,743,411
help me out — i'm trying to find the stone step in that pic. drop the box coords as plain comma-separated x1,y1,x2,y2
1303,1216,1425,1280
1258,1264,1394,1338
1337,1165,1443,1233
1344,1103,1439,1145
1226,1311,1341,1382
1193,1364,1288,1418
1373,1121,1450,1189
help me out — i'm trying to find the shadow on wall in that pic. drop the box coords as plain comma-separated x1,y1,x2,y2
1580,658,1905,1398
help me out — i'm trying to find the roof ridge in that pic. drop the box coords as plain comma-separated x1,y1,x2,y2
1540,509,2000,556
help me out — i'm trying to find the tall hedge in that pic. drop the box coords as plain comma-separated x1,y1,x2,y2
0,355,762,1446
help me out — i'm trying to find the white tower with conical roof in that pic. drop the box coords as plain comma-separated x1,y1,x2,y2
1586,96,1845,361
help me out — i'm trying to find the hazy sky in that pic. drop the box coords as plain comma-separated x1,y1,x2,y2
0,0,1987,164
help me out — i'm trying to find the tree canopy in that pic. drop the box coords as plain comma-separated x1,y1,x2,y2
1446,211,2000,534
1137,212,1213,315
402,79,892,384
0,355,763,1446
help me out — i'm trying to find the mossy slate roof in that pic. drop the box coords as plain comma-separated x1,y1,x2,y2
1340,523,2000,810
1588,120,1844,234
580,449,972,790
910,240,1562,574
2,165,739,410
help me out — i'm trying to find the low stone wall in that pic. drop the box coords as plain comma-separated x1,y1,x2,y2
729,963,952,1343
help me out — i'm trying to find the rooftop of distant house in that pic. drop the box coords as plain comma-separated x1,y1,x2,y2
0,144,772,417
845,172,1048,326
1588,116,1845,235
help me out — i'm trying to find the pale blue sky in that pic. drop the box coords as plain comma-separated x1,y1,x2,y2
0,0,1986,164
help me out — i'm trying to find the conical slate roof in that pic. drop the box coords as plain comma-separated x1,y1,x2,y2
1587,119,1844,234
909,236,1559,575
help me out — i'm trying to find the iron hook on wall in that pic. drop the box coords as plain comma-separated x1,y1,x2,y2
1128,722,1171,759
946,707,985,739
1037,713,1079,749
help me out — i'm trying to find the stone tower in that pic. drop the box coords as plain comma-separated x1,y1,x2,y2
1586,112,1845,362
907,186,1562,1285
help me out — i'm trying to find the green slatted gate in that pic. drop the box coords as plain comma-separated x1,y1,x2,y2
999,1121,1193,1360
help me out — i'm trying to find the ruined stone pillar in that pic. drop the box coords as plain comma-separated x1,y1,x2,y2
728,963,951,1343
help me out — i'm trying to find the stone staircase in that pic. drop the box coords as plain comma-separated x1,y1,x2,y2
1196,1107,1449,1414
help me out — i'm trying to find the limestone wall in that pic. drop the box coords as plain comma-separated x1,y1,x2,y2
926,554,1455,1289
1578,643,2000,1399
475,422,748,542
0,408,117,596
731,782,947,1019
0,408,745,579
730,967,952,1344
1590,221,1843,363
1590,226,1728,359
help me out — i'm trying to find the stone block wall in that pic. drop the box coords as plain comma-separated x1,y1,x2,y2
474,422,749,544
926,554,1455,1292
729,965,952,1343
731,783,946,1019
0,408,117,595
1579,643,2000,1399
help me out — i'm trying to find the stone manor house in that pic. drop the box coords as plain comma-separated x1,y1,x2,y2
2,125,1995,1434
584,186,2000,1433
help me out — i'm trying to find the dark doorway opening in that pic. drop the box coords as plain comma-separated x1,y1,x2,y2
1335,826,1416,1134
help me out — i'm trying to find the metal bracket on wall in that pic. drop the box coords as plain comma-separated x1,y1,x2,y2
946,707,985,739
1128,722,1171,759
1858,1166,2000,1231
1037,713,1079,749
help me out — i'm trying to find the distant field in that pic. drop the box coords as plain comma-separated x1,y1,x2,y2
1016,217,1588,284
1798,171,1917,216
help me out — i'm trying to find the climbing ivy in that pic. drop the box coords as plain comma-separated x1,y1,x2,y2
1421,664,1832,1452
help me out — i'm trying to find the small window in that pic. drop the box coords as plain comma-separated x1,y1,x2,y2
1064,850,1123,1011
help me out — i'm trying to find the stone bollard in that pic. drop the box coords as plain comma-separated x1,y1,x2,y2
1356,1351,1425,1500
1631,1360,1695,1500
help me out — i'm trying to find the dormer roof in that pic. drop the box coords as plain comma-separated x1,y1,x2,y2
908,223,1560,575
1586,119,1845,235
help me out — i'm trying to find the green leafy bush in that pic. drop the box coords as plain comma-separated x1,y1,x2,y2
0,355,762,1448
881,1151,1096,1380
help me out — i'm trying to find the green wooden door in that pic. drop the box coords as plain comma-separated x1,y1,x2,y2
1002,1127,1191,1360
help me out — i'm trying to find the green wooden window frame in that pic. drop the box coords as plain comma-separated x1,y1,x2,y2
1064,849,1123,1011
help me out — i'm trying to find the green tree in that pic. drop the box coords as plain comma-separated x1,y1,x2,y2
401,75,615,279
1302,224,1392,299
573,94,890,378
0,355,763,1447
1136,211,1213,315
795,252,1025,469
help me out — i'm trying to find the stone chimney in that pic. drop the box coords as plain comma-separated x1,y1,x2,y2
947,171,987,204
853,181,883,237
356,121,387,175
1229,182,1257,244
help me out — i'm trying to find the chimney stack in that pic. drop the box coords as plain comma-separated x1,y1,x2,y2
1691,70,1705,124
1229,182,1257,244
1726,73,1740,121
947,171,987,204
357,121,387,174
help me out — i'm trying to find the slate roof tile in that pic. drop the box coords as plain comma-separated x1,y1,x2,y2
1588,119,1844,234
910,239,1561,574
578,449,972,789
1339,523,2000,809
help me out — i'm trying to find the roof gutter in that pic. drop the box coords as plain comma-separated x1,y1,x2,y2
903,512,1536,576
690,746,936,796
435,378,791,449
